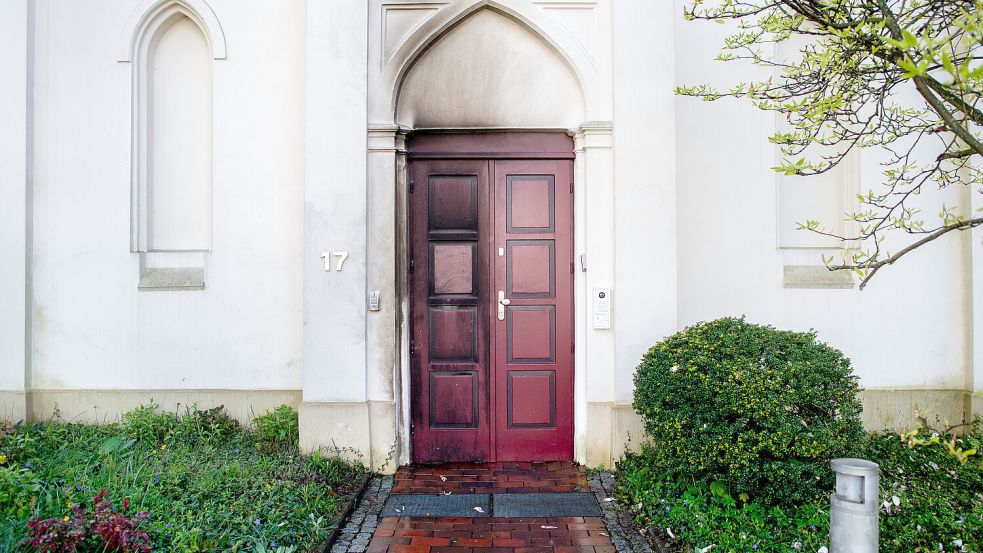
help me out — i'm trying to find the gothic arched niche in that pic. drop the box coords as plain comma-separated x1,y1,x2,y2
396,8,585,129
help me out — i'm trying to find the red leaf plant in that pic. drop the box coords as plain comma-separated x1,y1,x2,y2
22,490,152,552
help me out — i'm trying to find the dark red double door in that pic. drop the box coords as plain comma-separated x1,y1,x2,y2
409,134,574,462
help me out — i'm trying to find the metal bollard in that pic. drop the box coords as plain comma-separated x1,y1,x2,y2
829,458,879,553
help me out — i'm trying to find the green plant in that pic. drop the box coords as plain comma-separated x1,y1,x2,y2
253,405,299,450
23,491,151,553
121,401,179,443
617,418,983,552
174,404,240,444
863,420,983,550
0,465,40,519
632,317,864,504
0,403,365,552
252,541,298,553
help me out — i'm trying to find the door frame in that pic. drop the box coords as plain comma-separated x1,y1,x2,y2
394,126,614,466
398,130,578,463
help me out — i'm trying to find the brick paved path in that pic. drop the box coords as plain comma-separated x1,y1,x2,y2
392,462,589,495
347,462,644,553
369,516,615,553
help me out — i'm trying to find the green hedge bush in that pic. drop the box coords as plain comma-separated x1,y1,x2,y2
632,317,864,504
616,424,983,552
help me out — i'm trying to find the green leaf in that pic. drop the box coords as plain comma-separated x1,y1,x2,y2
98,435,123,456
710,481,728,498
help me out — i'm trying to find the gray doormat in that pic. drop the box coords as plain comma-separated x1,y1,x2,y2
494,492,601,517
381,494,491,517
381,492,600,518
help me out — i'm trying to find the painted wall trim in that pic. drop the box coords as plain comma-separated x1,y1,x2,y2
118,0,227,62
23,0,36,419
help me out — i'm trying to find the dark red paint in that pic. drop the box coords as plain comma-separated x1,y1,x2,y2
409,133,574,463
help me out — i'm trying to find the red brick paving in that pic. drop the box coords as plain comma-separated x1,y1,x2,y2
373,464,612,553
392,462,588,494
369,517,616,553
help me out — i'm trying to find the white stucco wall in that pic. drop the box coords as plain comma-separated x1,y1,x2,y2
0,0,976,462
28,1,306,393
673,2,970,394
611,0,677,404
303,0,368,404
0,4,28,403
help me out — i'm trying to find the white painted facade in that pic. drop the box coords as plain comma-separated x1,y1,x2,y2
0,0,978,470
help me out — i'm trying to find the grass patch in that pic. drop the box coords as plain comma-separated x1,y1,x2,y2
0,403,365,552
616,426,983,552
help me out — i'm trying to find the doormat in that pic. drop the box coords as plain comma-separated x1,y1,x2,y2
493,492,602,517
381,494,491,517
380,492,600,518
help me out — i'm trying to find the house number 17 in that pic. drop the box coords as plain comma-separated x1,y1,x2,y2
321,251,349,272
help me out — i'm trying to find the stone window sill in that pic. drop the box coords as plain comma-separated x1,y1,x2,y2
783,265,854,289
138,267,205,291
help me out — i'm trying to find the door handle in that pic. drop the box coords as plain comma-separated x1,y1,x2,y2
498,290,510,320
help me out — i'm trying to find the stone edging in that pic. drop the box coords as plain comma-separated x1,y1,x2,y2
587,472,658,553
330,475,395,553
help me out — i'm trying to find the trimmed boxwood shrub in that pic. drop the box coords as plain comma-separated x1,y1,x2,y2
633,317,864,505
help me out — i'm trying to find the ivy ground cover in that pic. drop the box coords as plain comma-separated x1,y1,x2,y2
0,404,365,552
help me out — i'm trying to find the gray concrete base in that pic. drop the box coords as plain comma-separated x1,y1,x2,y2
299,400,397,473
25,389,301,425
587,402,646,469
860,388,975,431
4,388,978,475
0,390,27,423
600,390,979,469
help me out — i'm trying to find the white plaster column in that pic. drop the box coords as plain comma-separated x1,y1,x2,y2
610,0,678,457
365,125,402,470
300,0,372,461
574,123,617,467
394,131,411,467
970,169,983,419
0,2,29,422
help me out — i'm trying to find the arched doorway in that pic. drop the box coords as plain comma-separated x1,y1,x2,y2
395,8,585,462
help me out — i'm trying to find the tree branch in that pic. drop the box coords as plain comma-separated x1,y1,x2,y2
923,77,983,127
937,147,977,161
914,77,983,157
833,217,983,289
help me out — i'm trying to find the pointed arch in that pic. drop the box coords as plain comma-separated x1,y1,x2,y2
118,0,226,62
123,0,217,252
374,0,597,123
395,7,584,128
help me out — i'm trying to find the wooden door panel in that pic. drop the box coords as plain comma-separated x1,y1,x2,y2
429,307,477,361
507,306,555,362
507,175,555,232
430,371,478,427
431,243,476,295
507,240,555,297
493,159,573,461
410,160,490,463
508,370,555,427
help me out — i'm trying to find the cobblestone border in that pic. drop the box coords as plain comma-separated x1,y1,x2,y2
588,472,660,553
329,475,394,553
